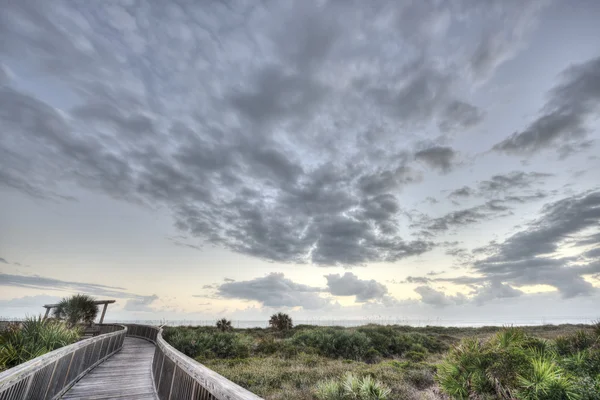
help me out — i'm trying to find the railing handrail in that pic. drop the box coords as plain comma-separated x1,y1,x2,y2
155,327,263,400
0,324,127,399
0,324,126,389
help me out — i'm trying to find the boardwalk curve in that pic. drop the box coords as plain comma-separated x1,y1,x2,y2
0,324,262,400
60,337,157,400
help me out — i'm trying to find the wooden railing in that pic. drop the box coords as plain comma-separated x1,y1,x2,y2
124,324,263,400
0,324,126,400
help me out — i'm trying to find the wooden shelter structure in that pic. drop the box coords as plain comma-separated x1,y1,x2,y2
42,299,116,324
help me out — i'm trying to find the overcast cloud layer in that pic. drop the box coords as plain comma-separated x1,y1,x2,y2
1,0,599,321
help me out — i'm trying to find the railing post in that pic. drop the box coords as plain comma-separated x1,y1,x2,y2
156,348,166,390
43,360,59,400
168,364,177,400
21,374,34,400
62,351,76,389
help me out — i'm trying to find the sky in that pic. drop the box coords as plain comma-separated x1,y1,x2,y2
1,0,599,324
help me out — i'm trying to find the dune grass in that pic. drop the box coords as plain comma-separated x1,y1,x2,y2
163,323,600,400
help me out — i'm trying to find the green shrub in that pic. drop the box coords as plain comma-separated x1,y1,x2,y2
575,376,600,400
291,329,371,361
555,330,597,356
0,316,81,370
164,328,252,359
404,368,434,390
364,348,381,364
405,350,427,362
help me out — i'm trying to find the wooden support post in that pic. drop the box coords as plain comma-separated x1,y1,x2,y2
44,307,50,319
99,303,108,324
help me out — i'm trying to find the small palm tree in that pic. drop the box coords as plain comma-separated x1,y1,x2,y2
269,312,293,331
216,318,233,332
53,294,98,327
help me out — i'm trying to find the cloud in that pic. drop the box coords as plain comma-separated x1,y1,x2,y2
446,190,600,298
0,272,151,300
414,286,467,308
468,0,546,83
123,295,159,312
414,146,458,173
471,281,524,305
0,0,579,271
0,257,7,264
0,63,12,85
493,55,600,155
477,171,552,195
216,273,329,310
416,201,510,233
404,276,431,284
0,294,63,309
448,186,474,199
438,100,485,133
324,272,388,302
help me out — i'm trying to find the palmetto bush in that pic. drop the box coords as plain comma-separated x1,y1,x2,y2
269,312,293,331
216,318,233,332
516,356,579,400
53,294,99,327
437,327,599,400
0,316,81,371
315,373,391,400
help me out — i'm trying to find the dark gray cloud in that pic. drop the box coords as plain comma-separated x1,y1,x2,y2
216,273,329,309
0,257,7,264
414,286,467,308
438,100,485,133
443,190,600,297
404,276,431,284
448,186,475,198
324,272,388,302
416,201,508,233
0,63,11,85
414,280,523,307
477,171,552,195
0,273,151,300
414,146,458,173
493,55,600,155
471,281,524,305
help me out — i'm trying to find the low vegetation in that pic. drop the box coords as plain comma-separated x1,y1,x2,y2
437,324,600,399
164,320,600,400
0,316,81,372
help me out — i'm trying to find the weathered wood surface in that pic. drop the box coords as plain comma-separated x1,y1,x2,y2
61,337,158,400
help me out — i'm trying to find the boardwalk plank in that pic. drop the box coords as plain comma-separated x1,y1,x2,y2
60,337,158,400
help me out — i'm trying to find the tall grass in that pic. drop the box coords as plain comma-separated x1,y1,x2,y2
0,316,81,371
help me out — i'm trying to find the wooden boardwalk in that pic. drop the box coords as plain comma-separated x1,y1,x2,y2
61,337,158,400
